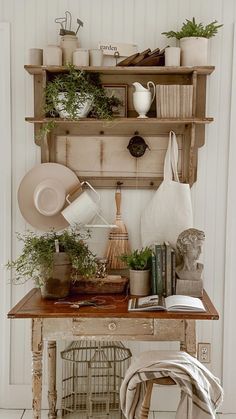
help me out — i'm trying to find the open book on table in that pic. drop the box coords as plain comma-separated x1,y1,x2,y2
128,294,206,312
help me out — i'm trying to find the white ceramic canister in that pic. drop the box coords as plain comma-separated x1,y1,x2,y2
165,46,181,66
28,48,43,65
89,49,103,66
180,37,208,66
43,45,62,66
60,35,79,65
73,48,89,66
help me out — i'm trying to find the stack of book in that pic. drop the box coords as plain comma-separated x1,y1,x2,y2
151,242,176,297
156,84,193,118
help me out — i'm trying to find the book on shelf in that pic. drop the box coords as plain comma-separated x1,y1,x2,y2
151,242,176,297
156,84,193,118
128,294,206,312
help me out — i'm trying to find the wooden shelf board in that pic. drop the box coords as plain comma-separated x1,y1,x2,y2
24,65,215,76
25,117,214,124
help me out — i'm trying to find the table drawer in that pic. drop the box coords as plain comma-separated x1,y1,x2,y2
72,318,154,336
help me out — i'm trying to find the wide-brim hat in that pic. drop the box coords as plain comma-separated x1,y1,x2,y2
18,163,81,231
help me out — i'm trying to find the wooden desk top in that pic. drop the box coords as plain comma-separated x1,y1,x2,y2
8,289,219,320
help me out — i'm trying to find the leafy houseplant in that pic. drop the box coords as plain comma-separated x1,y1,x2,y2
120,248,152,296
38,65,121,139
120,247,152,271
162,18,223,66
6,228,98,299
162,18,223,40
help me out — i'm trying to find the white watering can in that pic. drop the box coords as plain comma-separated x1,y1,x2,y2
132,81,156,118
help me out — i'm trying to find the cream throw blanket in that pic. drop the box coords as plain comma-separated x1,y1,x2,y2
120,350,223,419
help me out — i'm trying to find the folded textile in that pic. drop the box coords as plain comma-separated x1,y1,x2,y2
120,350,223,419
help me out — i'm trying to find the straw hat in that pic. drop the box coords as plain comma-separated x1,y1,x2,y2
18,163,81,231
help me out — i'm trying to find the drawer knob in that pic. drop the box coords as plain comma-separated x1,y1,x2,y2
108,322,117,331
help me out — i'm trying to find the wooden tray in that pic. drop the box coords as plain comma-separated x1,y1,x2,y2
71,275,129,294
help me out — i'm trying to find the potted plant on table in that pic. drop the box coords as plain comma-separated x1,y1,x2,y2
162,17,223,66
6,228,98,299
120,247,152,296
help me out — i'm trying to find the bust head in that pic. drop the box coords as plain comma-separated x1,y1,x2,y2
176,228,205,272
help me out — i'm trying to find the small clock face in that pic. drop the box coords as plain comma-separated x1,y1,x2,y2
127,136,148,158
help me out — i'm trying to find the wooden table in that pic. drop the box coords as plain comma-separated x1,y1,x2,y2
8,289,219,419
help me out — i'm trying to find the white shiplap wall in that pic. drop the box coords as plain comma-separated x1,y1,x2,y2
0,0,235,412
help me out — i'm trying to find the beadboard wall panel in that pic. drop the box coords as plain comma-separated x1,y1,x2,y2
0,0,235,411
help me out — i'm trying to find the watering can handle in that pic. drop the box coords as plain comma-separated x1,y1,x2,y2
66,181,100,204
147,81,156,104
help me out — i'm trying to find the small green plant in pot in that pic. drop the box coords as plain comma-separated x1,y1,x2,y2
120,247,152,296
162,17,223,66
6,228,98,299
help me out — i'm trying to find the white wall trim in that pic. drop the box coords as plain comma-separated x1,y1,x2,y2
221,23,236,414
0,21,12,407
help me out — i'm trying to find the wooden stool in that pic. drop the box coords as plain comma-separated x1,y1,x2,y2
139,377,176,419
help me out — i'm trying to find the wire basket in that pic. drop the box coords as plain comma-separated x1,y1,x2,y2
61,341,132,418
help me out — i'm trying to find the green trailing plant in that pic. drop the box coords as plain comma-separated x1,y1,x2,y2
120,247,152,271
37,65,121,140
6,228,98,286
162,17,223,40
45,65,122,119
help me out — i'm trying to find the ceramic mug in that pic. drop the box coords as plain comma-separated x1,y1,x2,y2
165,47,181,66
89,49,103,66
73,48,89,66
29,48,43,65
61,181,100,226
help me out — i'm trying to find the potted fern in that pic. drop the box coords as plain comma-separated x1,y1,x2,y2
6,228,97,299
120,247,152,296
162,17,223,66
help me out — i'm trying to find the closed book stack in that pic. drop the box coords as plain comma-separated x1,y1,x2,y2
150,242,177,296
156,84,193,118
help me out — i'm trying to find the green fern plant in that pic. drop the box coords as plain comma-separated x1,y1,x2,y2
120,247,152,271
162,17,223,40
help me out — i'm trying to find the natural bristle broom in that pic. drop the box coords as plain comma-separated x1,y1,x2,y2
106,188,131,269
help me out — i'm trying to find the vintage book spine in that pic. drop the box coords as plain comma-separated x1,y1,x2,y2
161,244,166,296
155,244,163,295
151,254,157,294
164,241,172,296
171,249,176,295
156,85,161,118
176,84,180,118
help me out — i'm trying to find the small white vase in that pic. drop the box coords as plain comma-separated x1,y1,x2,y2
180,37,208,66
129,269,150,296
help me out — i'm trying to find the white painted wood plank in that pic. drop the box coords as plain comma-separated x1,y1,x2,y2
221,20,236,415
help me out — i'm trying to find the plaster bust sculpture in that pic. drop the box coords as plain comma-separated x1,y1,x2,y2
176,228,205,280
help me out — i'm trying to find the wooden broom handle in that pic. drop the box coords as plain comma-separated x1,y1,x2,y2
115,191,121,216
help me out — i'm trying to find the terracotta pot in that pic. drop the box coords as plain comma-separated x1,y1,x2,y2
129,269,150,296
180,37,208,66
40,253,72,299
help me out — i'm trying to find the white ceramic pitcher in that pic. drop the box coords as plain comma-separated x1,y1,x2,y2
132,81,155,118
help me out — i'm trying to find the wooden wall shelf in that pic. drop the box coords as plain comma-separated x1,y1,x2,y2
25,117,214,125
25,65,215,76
25,65,214,188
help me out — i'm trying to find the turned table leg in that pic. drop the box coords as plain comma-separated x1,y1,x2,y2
48,341,57,419
32,319,43,419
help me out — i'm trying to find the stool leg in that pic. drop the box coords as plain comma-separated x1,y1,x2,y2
139,380,154,419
